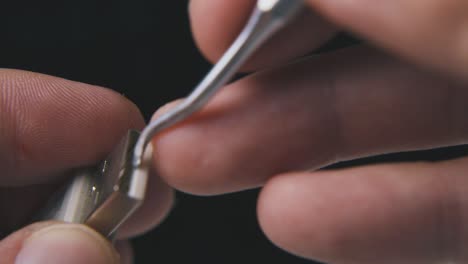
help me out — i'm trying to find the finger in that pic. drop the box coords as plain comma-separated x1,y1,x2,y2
152,46,468,195
0,69,144,186
189,0,337,71
1,222,119,264
306,0,468,80
258,158,468,264
0,69,173,240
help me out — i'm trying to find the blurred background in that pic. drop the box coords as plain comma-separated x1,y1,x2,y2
2,1,468,263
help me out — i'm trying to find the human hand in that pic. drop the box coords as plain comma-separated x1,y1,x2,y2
305,0,468,80
149,1,468,263
0,70,173,264
189,0,468,79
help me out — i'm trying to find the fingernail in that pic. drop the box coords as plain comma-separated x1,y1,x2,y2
15,224,119,264
152,100,183,120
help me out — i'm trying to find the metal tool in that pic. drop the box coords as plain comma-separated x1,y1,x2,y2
36,131,151,239
37,0,303,239
133,0,304,166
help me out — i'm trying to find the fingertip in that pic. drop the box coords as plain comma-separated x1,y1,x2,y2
257,163,463,263
189,0,254,65
2,223,119,264
189,0,337,70
152,124,219,195
258,169,409,262
151,100,184,121
258,169,401,263
257,173,330,260
150,99,241,195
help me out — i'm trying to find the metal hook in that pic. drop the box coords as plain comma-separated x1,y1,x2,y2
133,0,304,167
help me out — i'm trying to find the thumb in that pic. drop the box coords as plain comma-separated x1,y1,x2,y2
0,222,119,264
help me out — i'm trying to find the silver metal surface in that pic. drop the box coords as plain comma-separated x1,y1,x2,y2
133,0,304,166
37,130,150,238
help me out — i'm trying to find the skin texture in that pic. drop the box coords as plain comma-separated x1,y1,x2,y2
191,0,468,79
153,47,468,195
149,1,468,263
152,46,468,263
14,224,120,264
257,160,468,263
305,0,468,80
0,69,174,263
188,0,337,71
2,0,468,262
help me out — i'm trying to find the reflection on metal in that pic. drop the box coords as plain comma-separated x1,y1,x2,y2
36,131,151,238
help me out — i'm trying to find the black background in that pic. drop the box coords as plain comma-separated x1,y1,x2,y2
2,1,468,264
